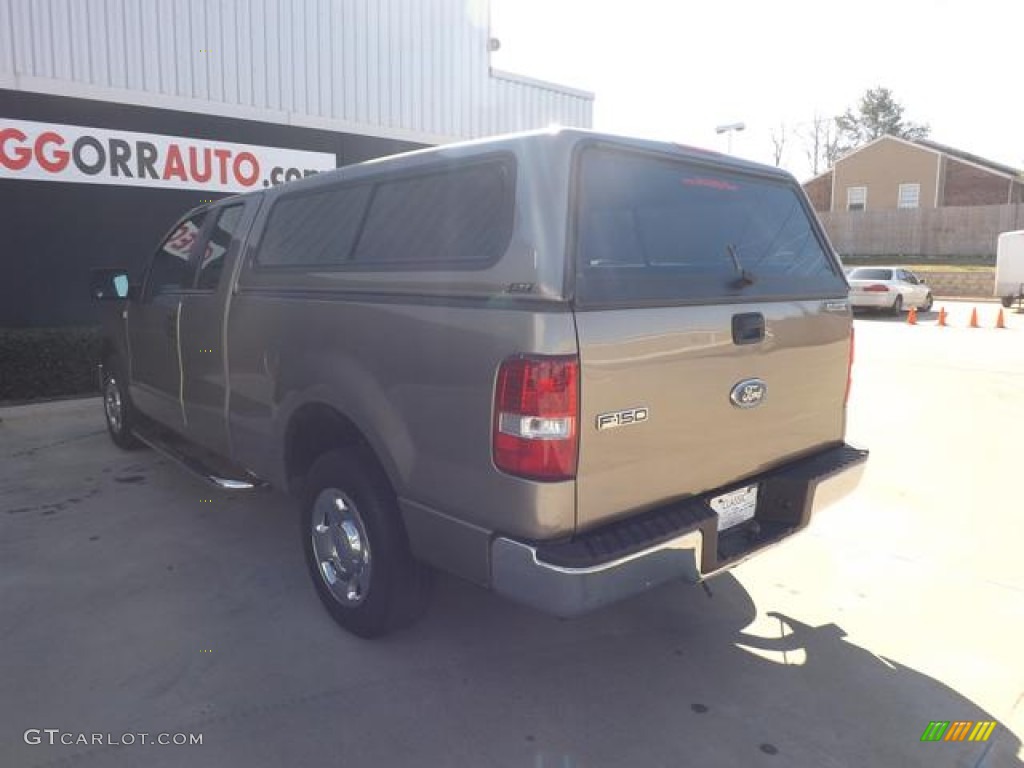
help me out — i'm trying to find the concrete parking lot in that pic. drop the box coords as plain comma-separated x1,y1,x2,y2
2,300,1022,768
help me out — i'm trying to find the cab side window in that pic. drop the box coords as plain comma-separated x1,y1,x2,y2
195,205,245,291
147,211,208,298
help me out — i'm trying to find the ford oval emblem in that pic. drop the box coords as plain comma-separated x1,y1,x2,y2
730,378,767,409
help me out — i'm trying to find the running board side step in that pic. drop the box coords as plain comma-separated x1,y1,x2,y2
130,419,266,491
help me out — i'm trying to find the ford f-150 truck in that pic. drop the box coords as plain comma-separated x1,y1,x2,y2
91,128,867,637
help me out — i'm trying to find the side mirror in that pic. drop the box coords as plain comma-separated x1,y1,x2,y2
90,268,133,301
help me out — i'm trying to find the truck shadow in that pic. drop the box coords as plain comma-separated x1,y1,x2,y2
394,570,1022,767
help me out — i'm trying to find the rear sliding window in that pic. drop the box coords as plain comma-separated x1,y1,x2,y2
256,157,514,269
573,147,845,306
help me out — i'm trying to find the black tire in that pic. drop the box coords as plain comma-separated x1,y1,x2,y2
890,295,903,316
102,363,143,450
301,448,430,638
920,293,933,312
1001,296,1014,309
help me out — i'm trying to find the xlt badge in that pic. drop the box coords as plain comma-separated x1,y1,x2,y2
596,407,650,431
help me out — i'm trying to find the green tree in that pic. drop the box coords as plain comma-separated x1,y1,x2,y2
834,86,929,154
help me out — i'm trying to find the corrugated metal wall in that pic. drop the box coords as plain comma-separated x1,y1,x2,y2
0,0,592,141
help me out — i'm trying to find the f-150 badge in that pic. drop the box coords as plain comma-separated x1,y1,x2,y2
596,407,650,431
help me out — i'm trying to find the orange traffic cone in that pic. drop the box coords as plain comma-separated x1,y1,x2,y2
996,308,1006,329
969,307,979,328
937,307,947,327
907,306,917,325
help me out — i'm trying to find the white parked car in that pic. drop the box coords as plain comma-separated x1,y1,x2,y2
847,267,933,314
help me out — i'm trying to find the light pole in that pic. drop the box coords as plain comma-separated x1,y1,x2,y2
715,122,746,153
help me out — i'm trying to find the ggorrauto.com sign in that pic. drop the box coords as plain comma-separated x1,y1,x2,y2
0,117,337,193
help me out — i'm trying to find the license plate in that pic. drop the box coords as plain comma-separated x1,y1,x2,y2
710,484,758,532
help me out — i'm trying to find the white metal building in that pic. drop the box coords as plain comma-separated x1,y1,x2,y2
0,0,593,327
0,0,592,145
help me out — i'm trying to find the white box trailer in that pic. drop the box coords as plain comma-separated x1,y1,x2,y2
996,230,1024,309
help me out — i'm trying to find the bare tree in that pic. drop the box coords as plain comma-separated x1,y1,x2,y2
797,114,840,176
770,124,786,167
823,120,841,168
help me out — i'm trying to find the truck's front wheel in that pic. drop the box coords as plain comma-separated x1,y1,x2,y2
301,449,430,638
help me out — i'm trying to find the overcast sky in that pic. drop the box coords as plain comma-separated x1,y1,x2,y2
491,0,1022,180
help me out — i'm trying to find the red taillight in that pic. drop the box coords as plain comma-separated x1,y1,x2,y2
845,327,855,405
863,284,890,292
493,355,579,481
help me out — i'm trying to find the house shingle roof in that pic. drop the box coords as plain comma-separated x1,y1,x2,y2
912,138,1021,179
801,134,1022,185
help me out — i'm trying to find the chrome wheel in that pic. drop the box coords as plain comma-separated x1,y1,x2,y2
310,488,372,606
301,449,430,636
104,376,124,434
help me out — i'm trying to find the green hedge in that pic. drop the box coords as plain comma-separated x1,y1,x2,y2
0,327,103,402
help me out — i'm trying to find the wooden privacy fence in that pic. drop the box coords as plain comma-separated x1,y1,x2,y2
816,204,1024,258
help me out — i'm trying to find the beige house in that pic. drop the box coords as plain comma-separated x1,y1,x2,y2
803,135,1024,213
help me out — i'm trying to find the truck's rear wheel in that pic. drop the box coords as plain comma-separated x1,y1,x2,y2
1001,295,1014,309
102,366,142,450
301,449,430,638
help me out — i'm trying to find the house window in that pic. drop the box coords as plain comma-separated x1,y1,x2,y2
898,183,920,209
847,186,867,211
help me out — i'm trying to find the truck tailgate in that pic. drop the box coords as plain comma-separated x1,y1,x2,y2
570,143,852,533
573,301,849,531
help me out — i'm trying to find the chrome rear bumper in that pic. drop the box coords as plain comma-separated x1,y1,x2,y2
491,443,867,617
492,530,703,618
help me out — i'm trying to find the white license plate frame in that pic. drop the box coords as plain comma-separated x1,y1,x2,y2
710,484,759,532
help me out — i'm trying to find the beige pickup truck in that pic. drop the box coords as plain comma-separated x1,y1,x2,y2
91,129,867,637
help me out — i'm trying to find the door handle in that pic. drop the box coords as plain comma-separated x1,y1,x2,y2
732,312,765,345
